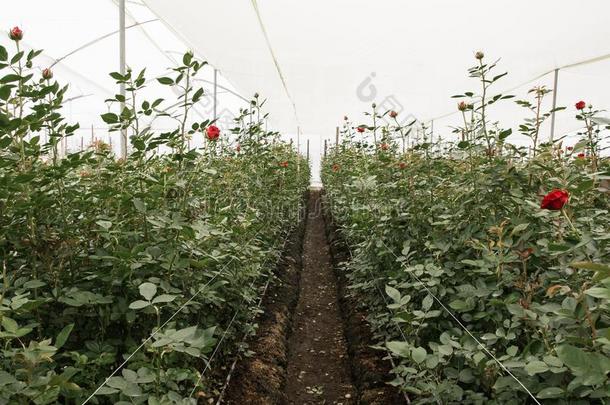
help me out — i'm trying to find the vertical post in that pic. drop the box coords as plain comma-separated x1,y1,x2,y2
119,0,127,159
550,68,559,142
306,139,310,161
324,139,327,157
213,68,218,120
296,126,300,155
335,126,339,146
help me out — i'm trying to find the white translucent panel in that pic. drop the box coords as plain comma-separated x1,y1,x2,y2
2,0,249,156
144,0,610,145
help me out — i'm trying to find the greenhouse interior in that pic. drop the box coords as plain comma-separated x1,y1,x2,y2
0,1,609,404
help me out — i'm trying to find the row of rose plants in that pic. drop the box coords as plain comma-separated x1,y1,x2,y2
323,52,609,403
0,29,309,404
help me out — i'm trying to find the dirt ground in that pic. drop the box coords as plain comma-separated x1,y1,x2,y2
283,191,356,404
222,191,404,405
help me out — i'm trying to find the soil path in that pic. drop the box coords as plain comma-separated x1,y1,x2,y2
284,191,356,404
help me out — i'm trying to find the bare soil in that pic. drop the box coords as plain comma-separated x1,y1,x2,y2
223,191,404,405
283,190,356,404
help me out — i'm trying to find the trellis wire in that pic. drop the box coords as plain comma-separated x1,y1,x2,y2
323,193,411,404
213,220,300,404
377,239,542,405
190,225,294,400
81,228,265,405
326,188,539,404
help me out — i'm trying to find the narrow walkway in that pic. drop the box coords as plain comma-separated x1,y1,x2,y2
284,191,356,404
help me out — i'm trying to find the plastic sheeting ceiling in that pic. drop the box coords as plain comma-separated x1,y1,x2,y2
143,0,610,147
2,0,249,154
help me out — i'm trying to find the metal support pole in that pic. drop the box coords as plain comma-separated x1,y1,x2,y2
306,139,310,161
119,0,127,159
335,126,339,146
550,68,559,142
296,126,300,154
213,68,218,120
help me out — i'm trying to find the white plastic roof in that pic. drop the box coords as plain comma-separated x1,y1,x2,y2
4,1,610,184
144,0,610,143
2,0,249,154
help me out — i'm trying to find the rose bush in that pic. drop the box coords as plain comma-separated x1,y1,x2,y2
323,53,609,403
0,37,309,404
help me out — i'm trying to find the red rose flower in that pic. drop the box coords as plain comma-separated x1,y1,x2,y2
332,164,340,172
235,144,241,152
206,125,220,141
42,68,53,80
540,189,569,210
457,101,468,112
279,161,288,168
9,26,23,41
398,162,407,169
577,153,585,159
566,146,573,151
389,110,398,118
356,126,365,133
380,143,389,150
575,100,586,110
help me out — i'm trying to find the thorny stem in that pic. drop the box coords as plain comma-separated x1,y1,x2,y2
478,59,492,158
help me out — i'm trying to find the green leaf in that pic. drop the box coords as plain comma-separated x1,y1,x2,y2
157,77,173,85
133,198,146,213
511,222,530,236
385,285,401,303
537,387,564,399
386,341,410,357
411,347,427,364
101,112,119,124
96,220,112,230
138,282,157,301
129,300,150,310
1,74,21,83
109,72,125,81
524,360,549,375
0,46,7,61
55,323,74,349
1,317,18,333
0,85,10,100
192,87,204,103
585,287,610,300
152,294,176,304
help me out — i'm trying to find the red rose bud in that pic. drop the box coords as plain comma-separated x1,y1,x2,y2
457,101,468,111
540,189,569,210
9,26,23,41
42,68,53,80
575,100,586,110
356,126,365,133
475,51,484,60
236,144,241,152
566,146,573,151
205,125,220,141
279,161,289,168
399,162,407,169
389,110,398,118
380,143,389,150
577,153,585,158
332,164,340,172
344,115,348,121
